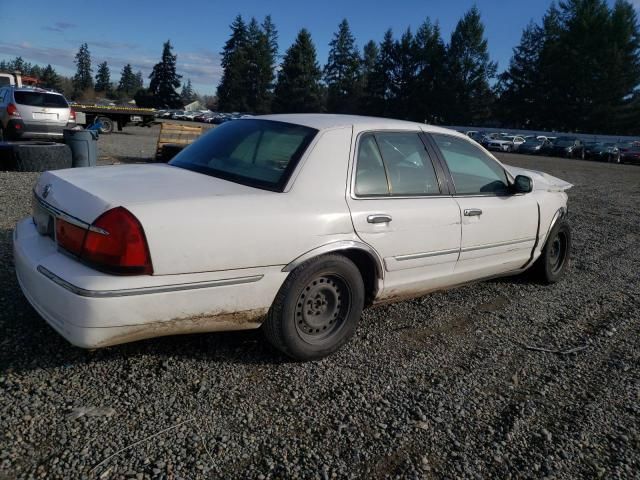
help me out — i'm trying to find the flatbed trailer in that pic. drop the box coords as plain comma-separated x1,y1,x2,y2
71,104,156,134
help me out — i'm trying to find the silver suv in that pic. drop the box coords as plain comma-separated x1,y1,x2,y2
0,86,75,140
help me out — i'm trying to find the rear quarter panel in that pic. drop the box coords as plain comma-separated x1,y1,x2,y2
133,126,358,275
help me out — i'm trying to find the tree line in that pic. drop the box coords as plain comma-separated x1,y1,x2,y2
217,0,640,134
3,0,639,134
0,41,199,107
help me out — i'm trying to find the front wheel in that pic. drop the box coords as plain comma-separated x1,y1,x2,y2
263,254,365,360
533,220,571,284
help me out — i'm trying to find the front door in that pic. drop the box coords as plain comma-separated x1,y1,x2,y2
346,131,462,297
429,133,539,278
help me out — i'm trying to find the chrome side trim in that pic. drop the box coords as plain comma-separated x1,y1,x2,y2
461,237,536,253
282,240,384,277
33,190,107,234
395,248,460,262
37,265,263,298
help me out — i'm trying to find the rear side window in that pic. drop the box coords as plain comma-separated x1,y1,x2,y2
354,132,441,197
170,119,317,191
432,134,509,195
14,91,69,108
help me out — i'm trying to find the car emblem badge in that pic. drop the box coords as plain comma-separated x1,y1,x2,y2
42,184,52,199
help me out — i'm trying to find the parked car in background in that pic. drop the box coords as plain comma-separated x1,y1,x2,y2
0,86,75,140
584,142,621,163
550,136,585,159
518,138,553,155
620,145,640,164
15,114,573,360
171,111,187,120
194,112,214,122
486,135,526,152
160,110,176,119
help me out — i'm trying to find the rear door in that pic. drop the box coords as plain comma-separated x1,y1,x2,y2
428,133,539,278
346,130,462,295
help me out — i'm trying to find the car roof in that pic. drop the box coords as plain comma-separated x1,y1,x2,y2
10,86,65,95
254,113,462,136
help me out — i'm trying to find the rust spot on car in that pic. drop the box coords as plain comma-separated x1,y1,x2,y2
94,308,268,348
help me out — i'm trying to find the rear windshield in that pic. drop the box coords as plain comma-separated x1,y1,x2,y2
14,91,68,108
170,119,317,191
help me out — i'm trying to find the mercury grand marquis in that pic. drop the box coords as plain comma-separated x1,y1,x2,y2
14,114,572,360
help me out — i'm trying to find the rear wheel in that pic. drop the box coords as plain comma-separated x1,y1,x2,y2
98,116,114,134
533,220,571,284
263,254,365,360
13,142,72,172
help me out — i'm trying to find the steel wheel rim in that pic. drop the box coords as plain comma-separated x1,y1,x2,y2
294,274,351,345
549,231,568,274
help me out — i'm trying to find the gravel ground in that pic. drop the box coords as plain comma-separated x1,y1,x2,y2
0,134,639,479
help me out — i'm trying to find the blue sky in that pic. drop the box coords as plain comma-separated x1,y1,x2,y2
1,0,636,94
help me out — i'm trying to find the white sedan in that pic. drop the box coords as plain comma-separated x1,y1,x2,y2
14,115,572,360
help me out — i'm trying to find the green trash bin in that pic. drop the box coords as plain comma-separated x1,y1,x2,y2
63,129,98,167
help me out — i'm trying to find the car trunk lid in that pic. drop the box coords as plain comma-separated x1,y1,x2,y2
34,163,267,226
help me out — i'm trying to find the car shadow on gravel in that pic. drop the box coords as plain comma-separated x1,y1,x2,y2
0,230,290,375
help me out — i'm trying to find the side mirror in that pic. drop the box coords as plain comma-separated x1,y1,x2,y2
512,175,533,194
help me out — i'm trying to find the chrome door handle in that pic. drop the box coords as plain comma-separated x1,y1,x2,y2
464,208,483,217
367,214,392,224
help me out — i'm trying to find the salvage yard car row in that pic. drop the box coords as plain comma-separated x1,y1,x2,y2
155,109,253,124
464,130,640,164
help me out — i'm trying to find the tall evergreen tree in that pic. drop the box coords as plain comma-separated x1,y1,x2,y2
413,19,447,123
180,78,196,104
273,28,323,113
135,70,144,89
40,64,61,91
262,15,279,60
94,61,111,93
495,23,545,127
391,28,418,119
324,19,362,113
445,7,497,124
246,17,276,113
72,43,93,95
148,40,182,108
364,29,397,117
217,15,250,111
118,63,138,96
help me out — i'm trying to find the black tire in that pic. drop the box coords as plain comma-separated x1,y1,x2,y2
580,149,585,160
263,254,365,361
0,125,4,142
13,142,72,172
98,116,114,134
533,220,571,284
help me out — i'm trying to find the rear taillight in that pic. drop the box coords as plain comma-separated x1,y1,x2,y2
56,207,153,275
82,207,153,275
7,104,20,117
69,109,76,121
56,219,86,255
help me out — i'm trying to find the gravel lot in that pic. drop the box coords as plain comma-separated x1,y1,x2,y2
1,127,639,479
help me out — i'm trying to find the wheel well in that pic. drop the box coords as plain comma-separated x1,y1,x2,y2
339,248,379,306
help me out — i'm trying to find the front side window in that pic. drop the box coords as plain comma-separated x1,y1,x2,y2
170,119,317,191
432,133,509,195
354,132,441,196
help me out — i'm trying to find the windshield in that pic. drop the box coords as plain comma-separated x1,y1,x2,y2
170,119,317,191
14,91,68,108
